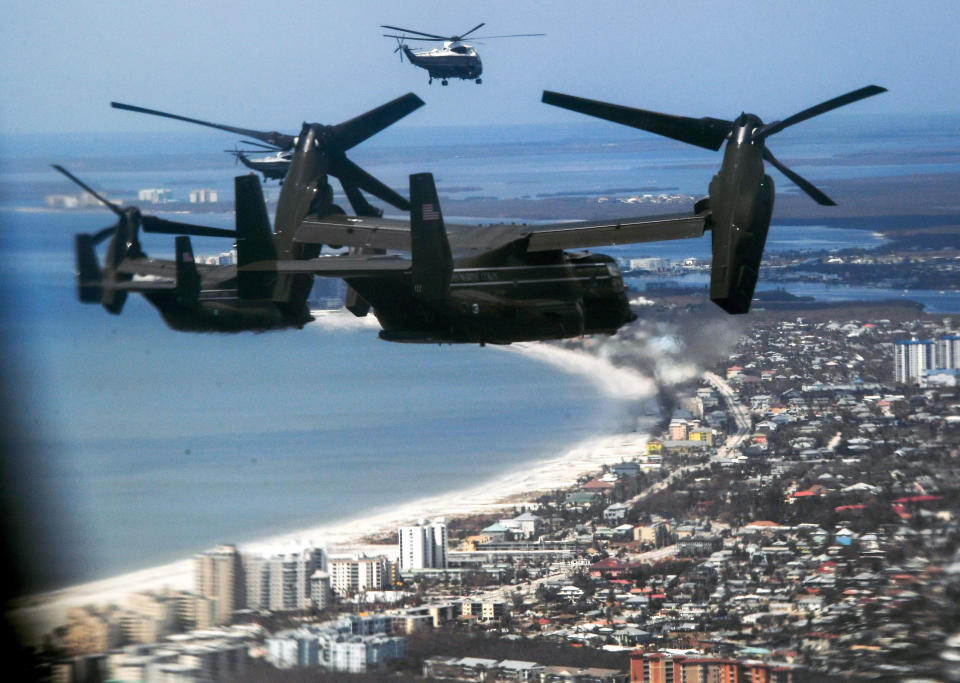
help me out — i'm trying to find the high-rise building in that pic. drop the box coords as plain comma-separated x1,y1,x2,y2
328,555,389,596
310,570,332,609
895,336,960,384
398,519,448,572
936,335,960,369
194,545,243,625
243,547,326,612
894,339,934,384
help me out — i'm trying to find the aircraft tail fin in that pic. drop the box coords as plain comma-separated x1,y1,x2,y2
235,174,277,299
175,236,201,304
75,234,102,303
409,173,452,300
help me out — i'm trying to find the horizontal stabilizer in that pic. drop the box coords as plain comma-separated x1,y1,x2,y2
98,279,177,292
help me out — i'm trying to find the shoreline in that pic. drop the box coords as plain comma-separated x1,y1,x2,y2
7,328,667,644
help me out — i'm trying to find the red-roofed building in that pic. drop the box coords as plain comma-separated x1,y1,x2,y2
590,557,643,579
582,478,616,494
835,504,867,513
893,495,943,504
891,503,911,519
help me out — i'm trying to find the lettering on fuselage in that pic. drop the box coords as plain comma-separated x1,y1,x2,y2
450,270,501,284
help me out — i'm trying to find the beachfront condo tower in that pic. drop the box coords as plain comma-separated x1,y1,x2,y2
398,519,448,572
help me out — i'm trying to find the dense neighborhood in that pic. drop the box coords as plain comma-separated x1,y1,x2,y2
38,310,960,681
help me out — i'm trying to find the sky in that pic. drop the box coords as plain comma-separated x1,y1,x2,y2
1,0,958,135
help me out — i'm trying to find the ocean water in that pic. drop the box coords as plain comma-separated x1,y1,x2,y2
2,115,958,592
1,210,633,592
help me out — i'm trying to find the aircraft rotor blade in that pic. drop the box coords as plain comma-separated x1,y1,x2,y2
457,23,486,40
762,147,836,206
382,34,445,41
240,139,282,151
111,101,297,150
470,33,546,39
542,91,733,151
380,25,448,40
339,178,383,218
755,85,887,140
51,165,124,217
328,92,425,152
92,224,117,244
331,157,409,212
140,215,238,238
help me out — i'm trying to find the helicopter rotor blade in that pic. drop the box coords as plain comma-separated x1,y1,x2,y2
762,148,836,206
457,23,486,40
542,91,733,151
51,165,124,217
328,92,425,152
331,157,409,212
754,85,887,141
469,33,546,39
382,33,445,41
111,101,297,151
380,25,448,40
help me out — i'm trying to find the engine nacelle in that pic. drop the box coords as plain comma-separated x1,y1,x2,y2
709,173,774,314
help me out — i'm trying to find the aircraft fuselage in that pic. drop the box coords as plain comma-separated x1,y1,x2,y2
348,249,634,344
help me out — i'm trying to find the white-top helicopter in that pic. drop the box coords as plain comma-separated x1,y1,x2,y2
381,23,544,85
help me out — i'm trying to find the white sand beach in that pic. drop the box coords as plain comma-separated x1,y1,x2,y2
8,318,689,643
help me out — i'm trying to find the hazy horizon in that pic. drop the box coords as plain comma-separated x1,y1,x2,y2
2,1,958,136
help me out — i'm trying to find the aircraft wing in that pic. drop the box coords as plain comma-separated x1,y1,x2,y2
240,253,410,278
523,213,707,252
295,215,413,251
115,258,237,286
295,212,708,254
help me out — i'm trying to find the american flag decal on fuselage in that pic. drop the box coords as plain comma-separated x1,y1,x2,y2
421,203,440,221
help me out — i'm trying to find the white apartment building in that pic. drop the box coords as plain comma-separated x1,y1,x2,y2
243,547,326,612
895,339,933,384
328,555,389,596
398,519,448,572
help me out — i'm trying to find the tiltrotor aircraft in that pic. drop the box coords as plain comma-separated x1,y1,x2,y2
60,86,884,343
54,94,424,332
381,23,544,85
540,84,886,313
110,97,423,206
